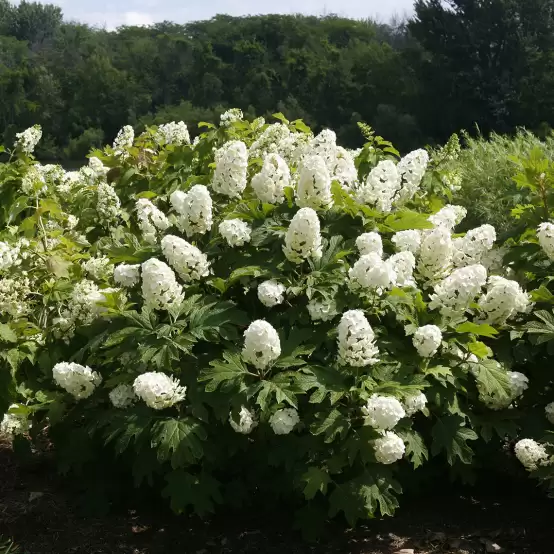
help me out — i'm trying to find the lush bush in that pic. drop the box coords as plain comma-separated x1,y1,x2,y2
0,113,544,532
490,144,554,495
434,129,554,235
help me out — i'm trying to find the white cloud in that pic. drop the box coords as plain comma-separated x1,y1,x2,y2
123,11,154,26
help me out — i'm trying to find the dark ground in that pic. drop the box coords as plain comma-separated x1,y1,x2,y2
0,444,552,554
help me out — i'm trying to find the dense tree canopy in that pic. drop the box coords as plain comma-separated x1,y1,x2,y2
1,0,554,159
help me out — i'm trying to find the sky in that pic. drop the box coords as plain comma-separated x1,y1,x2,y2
25,0,415,29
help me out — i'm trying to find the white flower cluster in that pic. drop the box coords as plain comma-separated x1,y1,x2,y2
242,320,281,369
219,219,252,247
97,183,121,226
392,230,421,255
453,224,496,267
349,252,396,293
403,392,427,417
220,108,243,126
388,251,416,287
109,383,137,408
374,431,405,464
0,405,31,437
114,264,140,287
358,160,400,213
155,121,190,146
55,170,82,196
478,276,530,324
307,298,338,322
170,185,213,237
429,204,467,230
230,406,258,434
356,232,383,257
283,207,322,263
412,325,442,357
306,129,357,189
509,371,529,398
269,408,299,435
257,280,286,307
417,227,453,280
514,439,549,471
21,166,47,196
136,199,170,244
133,372,187,410
54,280,119,338
331,146,358,190
428,264,487,318
251,153,290,204
82,256,112,281
212,140,248,198
546,402,554,425
337,310,379,367
363,394,406,430
296,155,333,210
113,125,134,157
15,125,42,154
52,362,102,400
0,241,22,272
0,277,31,317
249,123,292,159
396,148,429,204
141,258,183,310
161,235,210,283
538,222,554,260
89,157,108,178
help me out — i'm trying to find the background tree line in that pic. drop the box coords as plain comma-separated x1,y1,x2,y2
1,0,554,160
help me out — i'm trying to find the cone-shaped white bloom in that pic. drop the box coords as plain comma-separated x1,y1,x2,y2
133,372,187,410
337,310,379,367
212,140,248,198
141,258,184,310
161,235,210,283
283,208,322,263
242,320,281,369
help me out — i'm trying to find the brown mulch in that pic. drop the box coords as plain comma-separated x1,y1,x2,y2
0,444,552,554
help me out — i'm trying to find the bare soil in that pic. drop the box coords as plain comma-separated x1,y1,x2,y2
0,444,552,554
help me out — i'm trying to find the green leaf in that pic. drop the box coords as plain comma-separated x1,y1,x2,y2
383,210,434,231
0,323,17,343
471,360,511,402
199,351,253,393
250,376,300,410
184,297,248,342
46,255,72,278
227,265,266,284
397,429,428,469
272,112,289,124
162,470,222,516
431,415,478,465
310,409,350,443
424,365,454,386
456,322,498,338
102,410,152,454
329,470,401,525
151,417,207,468
530,285,554,303
345,427,381,465
524,310,554,343
39,198,62,216
468,340,491,359
301,467,331,500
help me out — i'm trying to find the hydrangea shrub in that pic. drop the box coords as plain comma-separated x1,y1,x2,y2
0,113,536,530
